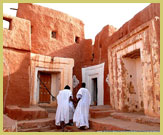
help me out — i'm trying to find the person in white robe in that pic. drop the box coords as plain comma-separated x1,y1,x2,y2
55,85,74,130
73,83,91,129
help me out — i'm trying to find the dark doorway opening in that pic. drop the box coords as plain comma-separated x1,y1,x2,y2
92,78,98,105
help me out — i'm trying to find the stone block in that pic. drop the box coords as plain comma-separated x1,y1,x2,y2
3,14,31,51
5,106,48,121
17,3,84,55
90,110,111,118
3,49,30,107
3,114,17,132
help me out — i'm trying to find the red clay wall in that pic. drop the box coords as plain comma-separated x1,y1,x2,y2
16,3,89,101
108,19,160,117
49,39,93,99
93,25,117,104
106,3,160,47
49,25,116,104
3,3,159,108
3,15,31,108
93,3,160,59
16,3,85,56
91,3,160,105
15,3,117,105
106,3,160,117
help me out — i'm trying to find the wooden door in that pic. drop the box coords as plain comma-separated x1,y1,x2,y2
39,72,51,103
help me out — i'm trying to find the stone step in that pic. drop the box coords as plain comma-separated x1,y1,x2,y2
3,115,17,132
90,105,111,112
110,112,160,126
44,108,56,113
43,128,62,132
46,125,96,132
18,125,56,132
18,119,96,132
64,125,94,132
39,104,56,113
89,105,115,118
90,110,113,118
5,105,48,121
90,116,160,131
17,115,56,132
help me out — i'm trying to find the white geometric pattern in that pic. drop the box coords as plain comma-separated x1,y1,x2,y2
106,74,110,86
73,75,79,88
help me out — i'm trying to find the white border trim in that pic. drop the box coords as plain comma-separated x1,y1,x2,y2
33,67,62,105
82,63,104,105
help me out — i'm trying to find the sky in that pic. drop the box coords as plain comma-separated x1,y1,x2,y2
3,3,150,41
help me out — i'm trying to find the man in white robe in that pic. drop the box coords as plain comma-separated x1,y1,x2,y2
73,83,91,129
55,85,74,130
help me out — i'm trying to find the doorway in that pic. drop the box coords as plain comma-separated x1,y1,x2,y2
82,63,104,105
122,49,144,112
38,72,51,103
92,78,98,105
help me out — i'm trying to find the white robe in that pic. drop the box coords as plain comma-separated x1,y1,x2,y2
55,89,74,126
69,101,74,120
73,88,91,128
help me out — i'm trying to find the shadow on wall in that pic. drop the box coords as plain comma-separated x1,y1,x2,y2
47,28,114,105
3,38,93,112
48,39,93,100
3,49,30,112
48,37,111,105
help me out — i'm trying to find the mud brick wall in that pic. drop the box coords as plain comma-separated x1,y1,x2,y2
49,39,93,99
16,4,88,99
93,25,117,104
107,3,160,117
3,3,160,112
16,3,85,56
3,15,31,108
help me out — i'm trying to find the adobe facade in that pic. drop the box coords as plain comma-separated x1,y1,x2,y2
3,3,160,121
17,3,85,55
107,4,160,117
108,18,160,117
3,14,31,108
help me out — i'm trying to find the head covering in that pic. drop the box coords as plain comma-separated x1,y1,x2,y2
81,83,86,88
64,85,70,90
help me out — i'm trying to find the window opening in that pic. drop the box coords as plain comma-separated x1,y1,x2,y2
51,31,57,39
75,36,80,43
3,17,12,30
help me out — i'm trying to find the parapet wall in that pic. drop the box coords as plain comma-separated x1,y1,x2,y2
107,3,160,117
91,3,160,109
3,3,160,117
106,3,160,47
16,3,85,56
3,14,31,51
3,15,31,108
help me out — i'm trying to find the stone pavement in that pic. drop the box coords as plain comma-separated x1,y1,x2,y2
89,105,160,132
4,105,160,132
90,116,160,131
3,115,17,132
